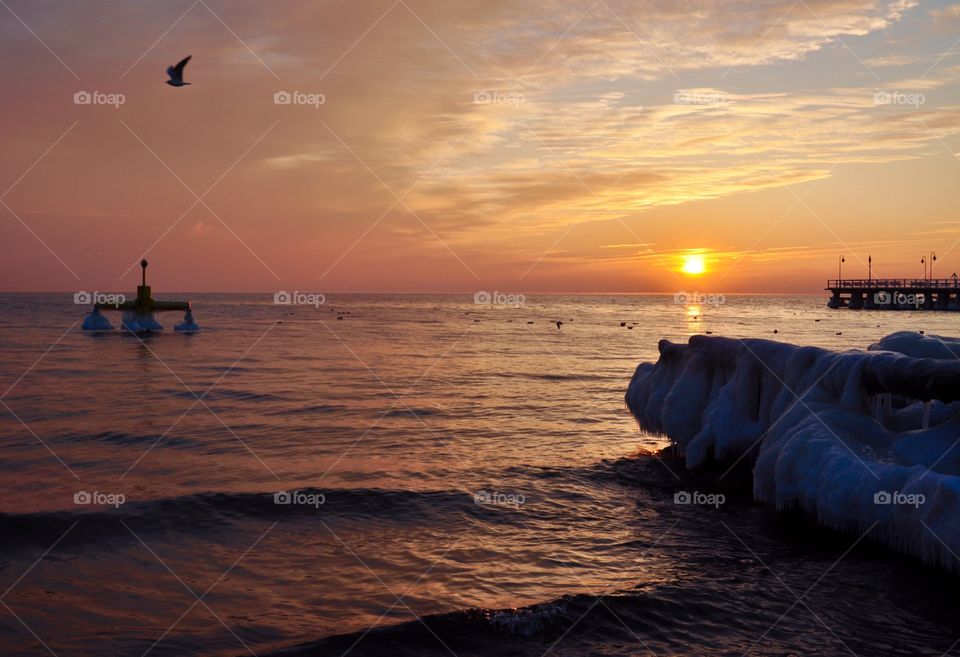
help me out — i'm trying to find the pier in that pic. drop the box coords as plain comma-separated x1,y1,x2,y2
826,278,960,310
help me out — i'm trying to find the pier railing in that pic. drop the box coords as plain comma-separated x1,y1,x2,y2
827,279,960,289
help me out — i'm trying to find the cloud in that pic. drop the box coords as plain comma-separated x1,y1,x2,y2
930,3,960,23
190,221,214,236
1,0,956,290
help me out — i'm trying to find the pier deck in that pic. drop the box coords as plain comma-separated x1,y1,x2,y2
826,278,960,310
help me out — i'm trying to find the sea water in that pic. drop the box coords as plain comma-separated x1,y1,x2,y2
1,293,959,656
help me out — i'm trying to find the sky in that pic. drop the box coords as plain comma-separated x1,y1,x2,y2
0,0,958,293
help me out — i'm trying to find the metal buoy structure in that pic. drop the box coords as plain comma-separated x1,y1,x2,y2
82,260,198,332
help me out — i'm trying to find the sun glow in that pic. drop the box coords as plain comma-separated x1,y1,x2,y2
681,254,707,275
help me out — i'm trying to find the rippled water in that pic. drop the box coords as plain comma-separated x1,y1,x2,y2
1,293,959,656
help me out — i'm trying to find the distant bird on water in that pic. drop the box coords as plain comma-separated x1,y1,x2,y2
555,320,563,330
166,55,192,87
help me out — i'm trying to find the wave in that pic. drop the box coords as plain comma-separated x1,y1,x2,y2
167,387,287,402
493,372,610,381
263,403,352,416
381,406,447,418
259,593,648,657
626,331,960,571
45,429,195,448
259,582,811,657
0,487,526,553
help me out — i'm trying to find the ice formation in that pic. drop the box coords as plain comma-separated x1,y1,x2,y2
122,311,163,333
81,308,114,331
626,331,960,570
174,310,200,332
869,331,960,360
83,308,197,333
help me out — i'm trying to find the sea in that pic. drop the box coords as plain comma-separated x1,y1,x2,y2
1,293,959,657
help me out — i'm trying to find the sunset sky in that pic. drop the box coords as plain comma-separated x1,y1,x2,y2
1,0,959,293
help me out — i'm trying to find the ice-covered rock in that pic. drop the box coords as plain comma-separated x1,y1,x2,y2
626,332,960,570
869,330,960,360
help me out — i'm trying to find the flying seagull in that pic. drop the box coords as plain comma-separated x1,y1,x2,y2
166,55,192,87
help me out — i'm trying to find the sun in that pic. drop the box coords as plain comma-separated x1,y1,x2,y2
681,254,706,275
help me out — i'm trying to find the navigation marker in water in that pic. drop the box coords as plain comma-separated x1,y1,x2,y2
80,259,198,333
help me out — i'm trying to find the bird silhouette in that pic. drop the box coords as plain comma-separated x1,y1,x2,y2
166,55,192,87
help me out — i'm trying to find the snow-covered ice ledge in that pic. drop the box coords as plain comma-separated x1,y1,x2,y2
626,331,960,570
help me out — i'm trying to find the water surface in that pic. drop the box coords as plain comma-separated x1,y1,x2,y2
1,293,958,656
